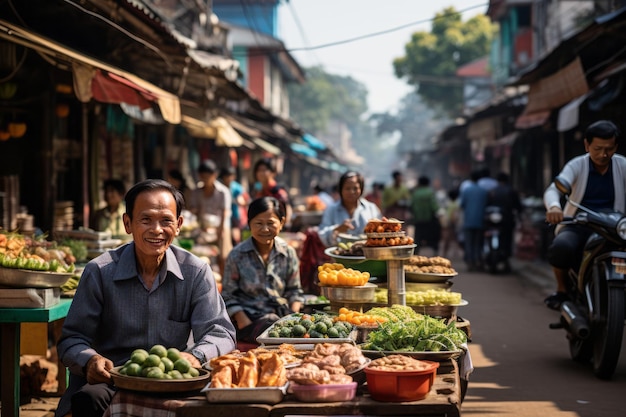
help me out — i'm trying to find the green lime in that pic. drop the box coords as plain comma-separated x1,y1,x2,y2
166,347,182,362
146,368,164,379
188,367,200,378
125,362,142,377
174,358,191,373
168,370,184,379
130,350,149,365
161,357,174,372
150,344,168,358
144,354,161,368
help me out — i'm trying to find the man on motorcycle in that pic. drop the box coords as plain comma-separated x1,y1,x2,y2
543,120,625,310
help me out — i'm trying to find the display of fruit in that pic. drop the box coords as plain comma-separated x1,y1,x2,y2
0,232,76,273
117,344,199,379
364,305,424,322
332,241,365,256
266,313,354,339
374,288,462,305
335,307,389,326
317,262,370,286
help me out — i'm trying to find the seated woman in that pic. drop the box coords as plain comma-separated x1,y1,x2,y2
222,197,304,344
317,171,382,247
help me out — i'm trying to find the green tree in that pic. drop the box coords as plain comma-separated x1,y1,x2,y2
287,66,368,134
393,7,495,116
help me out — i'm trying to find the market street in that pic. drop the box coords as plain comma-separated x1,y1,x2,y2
453,256,626,417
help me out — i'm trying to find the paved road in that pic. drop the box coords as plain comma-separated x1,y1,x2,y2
452,255,626,417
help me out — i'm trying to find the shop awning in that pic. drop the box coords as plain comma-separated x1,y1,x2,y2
515,110,551,129
252,138,281,155
0,19,181,124
181,115,244,147
290,142,318,158
523,57,589,114
302,133,327,150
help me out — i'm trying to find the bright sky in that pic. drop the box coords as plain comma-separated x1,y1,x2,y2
278,1,489,114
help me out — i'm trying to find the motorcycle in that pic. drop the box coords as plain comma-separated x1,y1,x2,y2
483,206,509,274
548,176,626,379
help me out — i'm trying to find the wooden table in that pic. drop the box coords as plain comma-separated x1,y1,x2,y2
102,360,462,417
0,299,72,417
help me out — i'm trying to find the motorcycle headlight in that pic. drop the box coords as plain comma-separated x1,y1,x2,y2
617,218,626,240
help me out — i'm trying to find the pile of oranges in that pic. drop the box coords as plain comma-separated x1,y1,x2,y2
334,307,388,326
317,263,370,286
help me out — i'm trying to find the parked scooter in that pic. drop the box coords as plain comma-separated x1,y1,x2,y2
548,176,626,379
483,206,509,274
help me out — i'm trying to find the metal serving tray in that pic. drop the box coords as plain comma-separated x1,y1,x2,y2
203,382,289,404
0,267,74,288
256,314,356,345
362,244,416,260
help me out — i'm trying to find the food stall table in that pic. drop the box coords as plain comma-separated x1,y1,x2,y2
0,299,72,417
102,358,461,417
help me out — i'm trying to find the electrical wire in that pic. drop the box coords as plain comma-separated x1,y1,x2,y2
284,3,488,53
61,0,173,68
285,0,322,66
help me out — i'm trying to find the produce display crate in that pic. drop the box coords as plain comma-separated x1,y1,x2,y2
0,288,61,308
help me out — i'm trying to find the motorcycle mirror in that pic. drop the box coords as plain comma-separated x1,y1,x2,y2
554,176,572,196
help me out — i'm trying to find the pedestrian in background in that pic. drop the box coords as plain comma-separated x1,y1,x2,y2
382,170,411,221
219,166,249,246
460,170,489,271
364,182,384,211
91,179,126,239
409,176,441,255
253,157,292,229
488,172,523,271
188,159,232,274
440,188,462,259
317,171,381,247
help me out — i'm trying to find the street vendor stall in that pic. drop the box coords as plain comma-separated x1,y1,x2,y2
102,359,461,417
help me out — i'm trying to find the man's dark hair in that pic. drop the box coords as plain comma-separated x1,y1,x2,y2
103,179,125,195
253,157,277,174
125,179,184,219
585,120,620,143
198,159,218,174
392,171,402,179
418,176,430,186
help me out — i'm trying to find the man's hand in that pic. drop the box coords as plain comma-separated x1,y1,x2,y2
546,207,564,225
85,354,114,384
179,351,202,368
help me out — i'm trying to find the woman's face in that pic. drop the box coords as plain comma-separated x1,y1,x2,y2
341,176,362,205
255,165,273,185
249,209,284,246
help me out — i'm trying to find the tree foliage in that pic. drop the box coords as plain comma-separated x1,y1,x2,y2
287,66,368,134
393,7,495,116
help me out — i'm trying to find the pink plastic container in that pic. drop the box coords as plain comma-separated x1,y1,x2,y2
364,360,439,402
290,382,357,402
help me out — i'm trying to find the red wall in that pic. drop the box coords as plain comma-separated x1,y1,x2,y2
248,50,265,103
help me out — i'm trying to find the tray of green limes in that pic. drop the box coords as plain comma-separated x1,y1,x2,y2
256,312,357,345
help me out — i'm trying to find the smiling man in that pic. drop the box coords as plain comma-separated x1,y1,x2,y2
56,179,236,417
